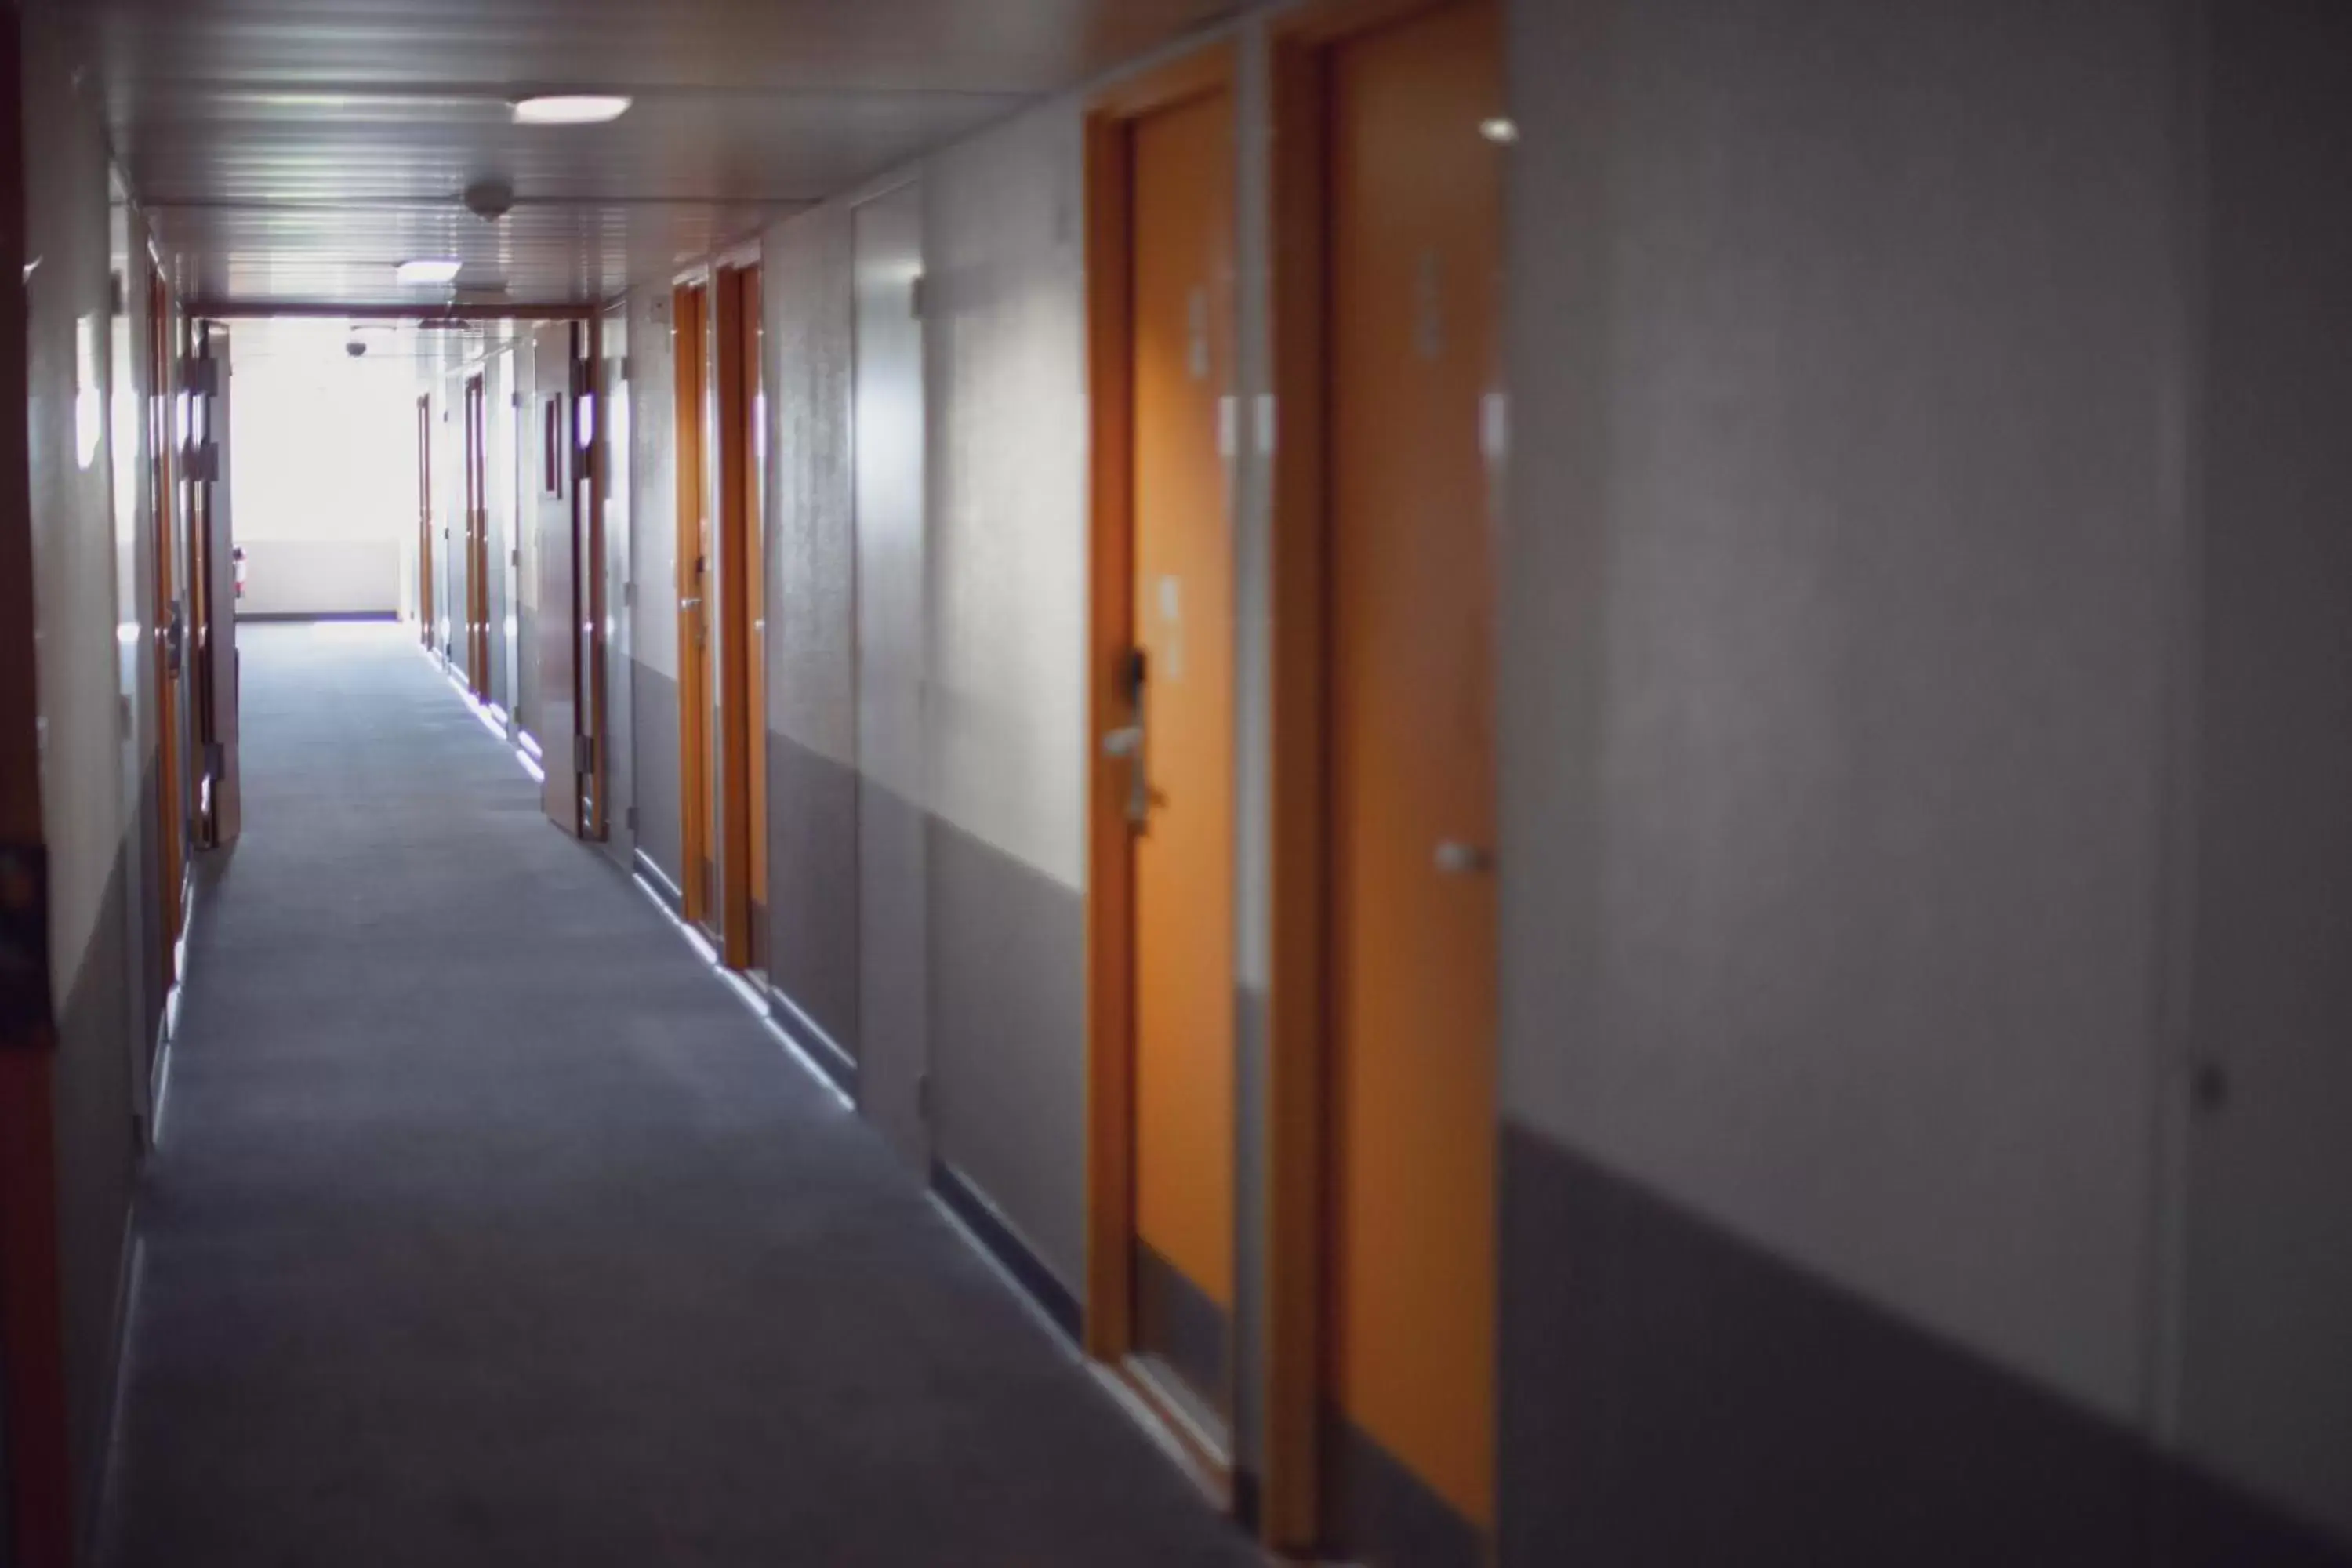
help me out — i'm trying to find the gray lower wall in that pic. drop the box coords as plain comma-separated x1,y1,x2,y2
767,733,859,1057
49,849,137,1526
925,814,1087,1289
630,660,683,890
2178,0,2352,1545
854,776,928,1171
1498,1124,2352,1568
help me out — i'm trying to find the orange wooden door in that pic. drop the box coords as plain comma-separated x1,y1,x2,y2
673,282,714,928
1327,0,1503,1537
1127,84,1238,1426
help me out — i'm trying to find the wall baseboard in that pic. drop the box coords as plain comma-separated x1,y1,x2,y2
766,987,856,1101
931,1160,1083,1344
234,611,400,623
630,849,682,915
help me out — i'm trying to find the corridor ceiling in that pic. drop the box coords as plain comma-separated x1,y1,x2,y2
80,0,1233,310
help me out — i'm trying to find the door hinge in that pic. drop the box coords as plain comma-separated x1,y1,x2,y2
909,275,927,321
187,442,220,483
181,357,219,397
916,1072,931,1121
624,804,638,833
570,358,592,400
574,733,596,775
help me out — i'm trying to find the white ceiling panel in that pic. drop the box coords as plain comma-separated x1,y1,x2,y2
71,0,1235,308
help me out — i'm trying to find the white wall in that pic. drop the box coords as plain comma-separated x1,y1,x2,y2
229,353,416,615
921,103,1092,894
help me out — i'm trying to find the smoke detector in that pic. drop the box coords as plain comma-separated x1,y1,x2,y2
463,180,517,222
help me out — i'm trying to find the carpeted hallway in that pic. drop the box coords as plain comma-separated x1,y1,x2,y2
99,622,1255,1568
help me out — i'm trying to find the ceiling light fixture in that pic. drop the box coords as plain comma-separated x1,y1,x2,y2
512,94,633,125
394,258,463,285
1479,117,1521,145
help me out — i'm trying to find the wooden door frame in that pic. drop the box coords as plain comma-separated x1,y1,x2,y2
416,392,434,647
710,262,759,972
672,281,713,927
187,319,223,846
464,372,490,698
1260,0,1497,1551
541,315,607,839
735,265,768,975
1080,38,1240,1475
147,264,185,986
580,318,609,841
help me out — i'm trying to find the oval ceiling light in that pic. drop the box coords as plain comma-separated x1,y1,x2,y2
395,258,463,285
512,94,633,125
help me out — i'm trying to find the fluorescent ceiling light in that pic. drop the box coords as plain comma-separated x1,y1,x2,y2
395,258,463,285
512,94,633,125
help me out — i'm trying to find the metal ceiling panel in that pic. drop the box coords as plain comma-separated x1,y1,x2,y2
73,0,1236,307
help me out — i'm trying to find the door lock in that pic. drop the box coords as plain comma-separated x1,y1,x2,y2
1434,840,1495,876
1105,648,1152,827
1102,726,1150,826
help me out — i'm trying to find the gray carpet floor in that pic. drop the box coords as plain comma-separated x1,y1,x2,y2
99,622,1257,1568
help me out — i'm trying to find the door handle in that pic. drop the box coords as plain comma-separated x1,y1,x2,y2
1434,840,1494,876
